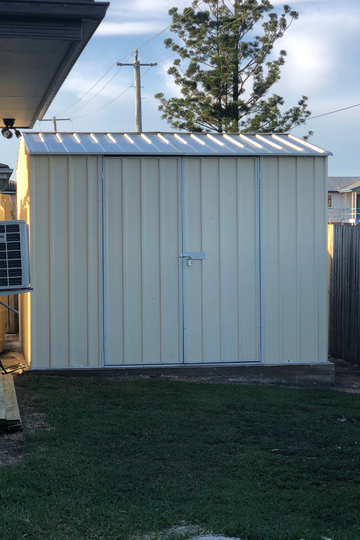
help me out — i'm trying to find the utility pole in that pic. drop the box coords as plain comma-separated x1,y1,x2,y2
116,50,157,132
40,117,70,133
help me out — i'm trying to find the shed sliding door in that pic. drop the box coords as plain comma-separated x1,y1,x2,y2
103,157,259,366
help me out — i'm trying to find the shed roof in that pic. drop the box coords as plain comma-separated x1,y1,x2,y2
22,132,332,157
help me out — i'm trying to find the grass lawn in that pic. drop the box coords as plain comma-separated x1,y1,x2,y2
1,378,360,540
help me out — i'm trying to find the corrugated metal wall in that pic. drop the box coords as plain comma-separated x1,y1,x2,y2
104,157,182,365
261,156,328,364
18,143,101,368
17,145,328,369
183,157,259,363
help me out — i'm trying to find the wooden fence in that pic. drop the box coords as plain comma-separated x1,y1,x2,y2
328,224,360,363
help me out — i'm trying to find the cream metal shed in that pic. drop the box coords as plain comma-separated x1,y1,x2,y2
16,131,333,381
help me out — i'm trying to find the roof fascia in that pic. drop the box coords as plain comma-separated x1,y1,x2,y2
339,182,360,192
0,2,109,21
30,18,104,126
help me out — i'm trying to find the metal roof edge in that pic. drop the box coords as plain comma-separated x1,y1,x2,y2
21,132,332,157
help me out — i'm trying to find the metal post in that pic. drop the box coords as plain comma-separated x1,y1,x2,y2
40,117,70,132
115,52,157,133
134,50,142,133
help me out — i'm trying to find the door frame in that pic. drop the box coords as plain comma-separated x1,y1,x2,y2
100,155,263,367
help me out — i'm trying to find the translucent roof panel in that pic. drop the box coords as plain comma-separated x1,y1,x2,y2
22,132,332,157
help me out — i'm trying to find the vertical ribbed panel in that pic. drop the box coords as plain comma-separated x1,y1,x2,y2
26,155,101,368
316,157,328,363
104,157,181,365
17,140,32,365
261,156,328,364
183,157,259,363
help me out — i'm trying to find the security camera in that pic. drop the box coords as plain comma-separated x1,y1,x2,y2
1,119,15,140
1,127,13,139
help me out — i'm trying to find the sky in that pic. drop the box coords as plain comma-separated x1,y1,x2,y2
2,0,360,177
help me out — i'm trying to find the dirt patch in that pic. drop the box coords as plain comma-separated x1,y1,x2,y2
0,429,23,466
0,381,48,466
15,383,48,433
330,356,360,394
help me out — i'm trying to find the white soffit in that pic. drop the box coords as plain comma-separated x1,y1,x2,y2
22,132,332,157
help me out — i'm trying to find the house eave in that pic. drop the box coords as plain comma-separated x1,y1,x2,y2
0,0,110,129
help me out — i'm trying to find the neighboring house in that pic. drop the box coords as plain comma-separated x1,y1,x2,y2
0,164,16,218
1,179,17,220
328,177,360,224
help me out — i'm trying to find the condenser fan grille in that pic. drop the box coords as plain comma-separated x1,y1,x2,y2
0,223,23,287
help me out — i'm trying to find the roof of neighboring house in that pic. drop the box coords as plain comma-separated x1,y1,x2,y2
2,180,16,193
328,177,360,192
22,132,332,157
0,163,13,176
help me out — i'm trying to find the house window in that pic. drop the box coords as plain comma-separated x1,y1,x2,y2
328,194,332,208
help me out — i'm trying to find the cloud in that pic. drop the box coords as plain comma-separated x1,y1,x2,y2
272,7,360,96
270,0,342,5
60,69,131,100
96,21,164,36
159,60,182,97
274,33,330,92
109,0,190,17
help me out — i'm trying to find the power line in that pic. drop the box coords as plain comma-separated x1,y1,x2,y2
55,53,133,117
54,2,209,121
135,3,204,53
71,85,134,120
307,102,360,121
71,66,154,120
54,1,284,121
69,49,175,122
55,5,202,118
156,52,178,64
55,64,115,116
63,67,124,116
65,1,302,124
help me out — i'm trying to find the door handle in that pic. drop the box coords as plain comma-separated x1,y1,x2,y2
180,252,206,260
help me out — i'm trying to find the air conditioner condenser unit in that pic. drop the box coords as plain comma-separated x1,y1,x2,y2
0,220,30,290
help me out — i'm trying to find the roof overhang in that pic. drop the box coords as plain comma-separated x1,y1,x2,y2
0,0,109,129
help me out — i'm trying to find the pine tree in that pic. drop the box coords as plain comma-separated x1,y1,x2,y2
155,0,312,135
